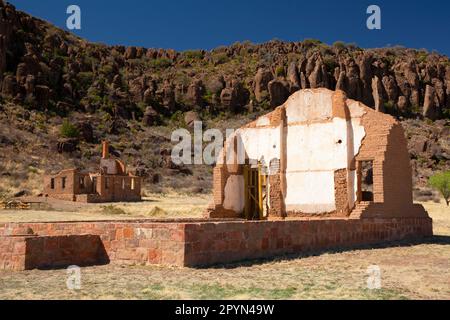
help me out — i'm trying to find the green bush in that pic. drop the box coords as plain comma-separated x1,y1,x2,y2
333,41,346,50
184,50,203,60
275,66,285,77
429,171,450,206
60,119,79,138
149,58,172,69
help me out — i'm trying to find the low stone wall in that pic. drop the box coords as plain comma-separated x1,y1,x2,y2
184,217,433,266
0,217,433,270
0,234,107,271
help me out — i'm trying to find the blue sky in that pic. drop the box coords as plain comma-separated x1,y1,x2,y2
7,0,450,56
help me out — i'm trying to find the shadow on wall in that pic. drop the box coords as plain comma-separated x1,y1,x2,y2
25,235,110,270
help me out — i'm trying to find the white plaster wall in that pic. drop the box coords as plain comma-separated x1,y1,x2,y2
223,175,245,213
238,126,281,165
348,170,357,208
286,118,350,172
285,171,336,213
285,90,334,124
284,117,365,213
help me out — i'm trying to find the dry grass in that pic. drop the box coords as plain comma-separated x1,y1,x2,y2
0,192,210,222
0,200,448,300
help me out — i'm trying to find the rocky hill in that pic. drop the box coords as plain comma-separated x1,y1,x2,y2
0,0,449,200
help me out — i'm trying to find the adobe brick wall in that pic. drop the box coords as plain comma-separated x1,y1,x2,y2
183,217,433,267
0,221,186,269
0,236,28,271
0,235,108,271
0,216,433,270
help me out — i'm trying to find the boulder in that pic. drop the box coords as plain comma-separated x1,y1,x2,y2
268,79,290,107
142,106,159,127
76,121,94,143
1,74,16,96
56,138,79,153
184,111,200,128
220,80,249,112
186,80,205,107
35,85,50,109
162,81,176,111
371,76,385,112
423,85,438,120
124,46,137,60
287,62,301,92
254,68,273,102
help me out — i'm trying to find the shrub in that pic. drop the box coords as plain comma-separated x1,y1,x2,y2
184,50,203,60
275,66,285,77
429,171,450,206
60,119,79,138
0,189,12,202
333,41,346,50
303,39,322,47
149,58,172,69
211,53,229,65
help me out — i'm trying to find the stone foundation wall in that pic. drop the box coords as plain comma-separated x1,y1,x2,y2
0,221,186,269
183,217,432,266
0,217,433,270
0,235,108,271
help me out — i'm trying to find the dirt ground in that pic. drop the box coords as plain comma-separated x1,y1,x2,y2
0,199,449,300
0,192,210,222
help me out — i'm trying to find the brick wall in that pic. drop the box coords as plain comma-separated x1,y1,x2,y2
183,217,433,267
0,221,186,269
0,216,433,270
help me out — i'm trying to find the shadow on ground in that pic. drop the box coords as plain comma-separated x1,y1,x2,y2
202,235,450,270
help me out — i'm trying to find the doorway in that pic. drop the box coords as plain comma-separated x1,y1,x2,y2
243,163,267,220
358,160,374,202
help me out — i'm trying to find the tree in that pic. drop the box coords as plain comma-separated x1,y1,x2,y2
429,171,450,206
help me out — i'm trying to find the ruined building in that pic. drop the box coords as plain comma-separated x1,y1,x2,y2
211,88,429,220
0,89,432,271
43,141,141,203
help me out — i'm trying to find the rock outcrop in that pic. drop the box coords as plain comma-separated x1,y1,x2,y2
0,2,449,121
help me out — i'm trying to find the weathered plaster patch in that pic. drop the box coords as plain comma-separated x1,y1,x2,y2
285,89,334,124
256,116,271,127
238,127,281,165
223,175,245,213
347,100,367,118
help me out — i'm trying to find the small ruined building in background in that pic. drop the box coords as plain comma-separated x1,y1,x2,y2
43,141,141,203
210,88,429,221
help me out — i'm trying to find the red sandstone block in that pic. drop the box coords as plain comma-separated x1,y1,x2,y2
170,230,185,242
148,248,162,264
115,229,124,240
123,228,134,239
13,241,26,254
115,249,135,260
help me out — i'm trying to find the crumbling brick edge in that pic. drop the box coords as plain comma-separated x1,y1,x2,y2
0,217,433,271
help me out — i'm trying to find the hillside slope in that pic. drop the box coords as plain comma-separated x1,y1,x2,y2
0,1,449,200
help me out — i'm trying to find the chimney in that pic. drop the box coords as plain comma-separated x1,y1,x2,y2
102,141,109,159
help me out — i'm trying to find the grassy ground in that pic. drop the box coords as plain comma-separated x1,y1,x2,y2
0,192,210,222
0,200,448,300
